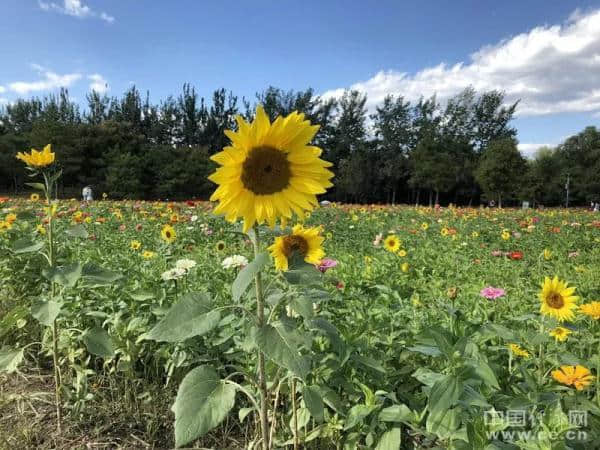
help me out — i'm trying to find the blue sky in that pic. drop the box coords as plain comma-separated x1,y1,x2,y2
2,1,600,155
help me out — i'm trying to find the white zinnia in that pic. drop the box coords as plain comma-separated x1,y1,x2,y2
161,268,186,281
176,259,197,271
221,255,248,270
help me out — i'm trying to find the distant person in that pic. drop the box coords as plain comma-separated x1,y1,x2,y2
590,201,595,211
594,202,599,212
82,186,93,201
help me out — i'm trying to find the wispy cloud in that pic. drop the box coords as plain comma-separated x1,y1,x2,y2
88,73,109,94
0,85,5,94
518,143,555,157
38,0,115,23
8,64,82,95
322,9,600,117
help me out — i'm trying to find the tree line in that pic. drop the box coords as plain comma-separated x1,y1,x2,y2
1,84,598,206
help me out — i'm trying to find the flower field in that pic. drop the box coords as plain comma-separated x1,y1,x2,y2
2,197,600,448
2,110,600,450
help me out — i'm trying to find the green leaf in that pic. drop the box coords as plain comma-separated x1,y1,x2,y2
81,263,122,285
146,292,220,343
65,224,88,239
172,365,236,448
25,182,46,191
43,262,83,287
289,296,314,319
308,318,345,355
428,374,463,420
31,299,62,326
232,252,268,302
413,368,444,387
83,327,116,359
344,404,377,430
303,385,324,422
254,322,310,379
0,347,24,373
12,238,44,254
379,404,413,423
283,260,320,285
353,354,386,374
0,305,29,339
464,360,500,390
426,406,461,439
375,427,401,450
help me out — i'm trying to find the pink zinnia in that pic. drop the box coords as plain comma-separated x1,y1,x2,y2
480,286,505,300
317,258,338,273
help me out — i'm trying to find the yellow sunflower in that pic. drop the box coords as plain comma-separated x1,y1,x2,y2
383,235,400,253
30,193,40,202
215,240,226,252
401,262,409,273
268,224,324,271
549,326,571,342
161,224,176,244
130,240,142,251
16,144,55,168
539,276,578,322
421,222,429,231
551,365,594,390
208,105,334,232
508,343,530,358
579,301,600,320
142,250,156,259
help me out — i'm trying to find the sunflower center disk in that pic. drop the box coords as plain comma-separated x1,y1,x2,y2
283,235,309,258
241,146,291,195
547,293,564,309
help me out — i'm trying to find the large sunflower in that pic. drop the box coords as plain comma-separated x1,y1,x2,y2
539,276,578,322
383,234,400,253
268,225,324,271
209,106,333,232
16,144,55,168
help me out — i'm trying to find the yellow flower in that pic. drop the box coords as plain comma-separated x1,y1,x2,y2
539,276,578,322
268,224,324,271
352,214,359,222
30,193,40,202
580,301,600,320
170,213,179,223
543,249,552,260
551,365,594,390
401,262,409,273
161,224,176,244
215,240,226,252
5,213,17,224
508,343,530,358
398,249,407,257
84,216,92,224
0,221,11,232
549,326,571,342
441,227,449,236
130,240,142,251
36,224,46,235
16,144,55,168
501,230,510,240
44,203,58,217
142,250,156,259
421,222,429,231
208,105,334,232
383,234,401,253
471,231,479,238
326,232,333,240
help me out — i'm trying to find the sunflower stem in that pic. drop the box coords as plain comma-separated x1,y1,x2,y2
252,225,270,450
538,318,545,386
291,378,299,450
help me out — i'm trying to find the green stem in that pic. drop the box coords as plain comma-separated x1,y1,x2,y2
538,318,545,386
44,171,62,433
292,378,299,450
252,226,270,450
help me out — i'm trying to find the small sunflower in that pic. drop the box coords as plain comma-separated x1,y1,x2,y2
142,250,156,259
551,365,594,390
130,240,142,251
398,249,407,257
421,222,429,231
401,262,409,273
30,193,40,202
208,105,334,232
580,301,600,320
549,326,572,342
543,249,552,260
268,224,324,271
508,343,530,358
161,224,176,244
215,240,226,252
501,230,510,240
539,276,578,322
383,235,400,253
16,144,55,168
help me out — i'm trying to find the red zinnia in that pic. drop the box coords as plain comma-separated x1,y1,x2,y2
509,251,523,260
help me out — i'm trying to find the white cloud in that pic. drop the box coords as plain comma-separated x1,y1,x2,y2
518,143,555,157
322,9,600,117
38,0,115,23
88,73,109,94
9,64,82,95
0,85,5,94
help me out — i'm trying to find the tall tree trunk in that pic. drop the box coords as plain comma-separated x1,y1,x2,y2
435,190,439,205
498,195,502,209
428,190,433,207
391,188,396,205
415,189,420,207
